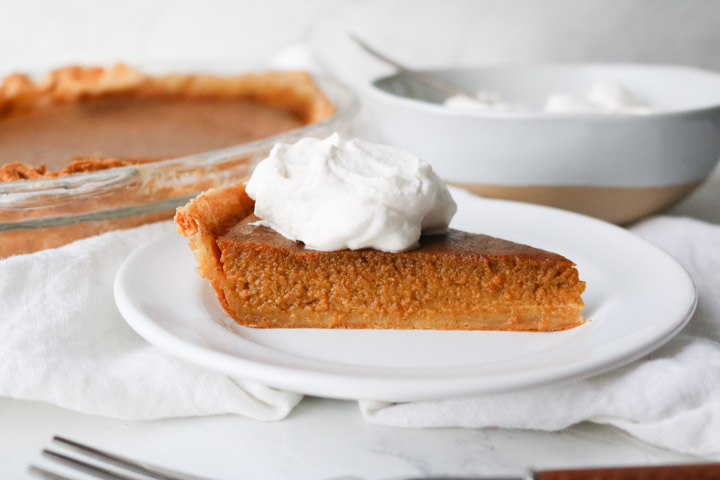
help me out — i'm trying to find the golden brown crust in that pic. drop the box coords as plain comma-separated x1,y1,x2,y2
0,162,47,181
175,182,256,238
175,183,256,307
0,157,158,181
0,63,333,120
174,183,586,331
0,63,335,180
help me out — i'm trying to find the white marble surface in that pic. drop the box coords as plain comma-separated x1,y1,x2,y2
0,397,704,480
1,1,719,478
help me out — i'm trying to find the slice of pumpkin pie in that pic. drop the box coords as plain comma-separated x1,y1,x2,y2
175,135,585,331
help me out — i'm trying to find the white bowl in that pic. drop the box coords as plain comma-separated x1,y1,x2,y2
365,64,720,224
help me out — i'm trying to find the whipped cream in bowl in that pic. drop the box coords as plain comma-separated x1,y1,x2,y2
443,90,526,112
245,133,457,252
443,81,651,114
543,81,652,114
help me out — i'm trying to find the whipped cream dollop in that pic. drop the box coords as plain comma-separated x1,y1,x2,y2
245,133,457,252
544,81,651,114
443,81,651,114
443,90,526,111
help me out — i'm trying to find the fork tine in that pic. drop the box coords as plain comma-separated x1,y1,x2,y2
52,436,215,480
28,465,80,480
42,449,142,480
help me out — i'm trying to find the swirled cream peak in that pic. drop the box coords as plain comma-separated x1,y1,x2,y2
245,133,457,252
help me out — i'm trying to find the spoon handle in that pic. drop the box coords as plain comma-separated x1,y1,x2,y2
350,33,475,98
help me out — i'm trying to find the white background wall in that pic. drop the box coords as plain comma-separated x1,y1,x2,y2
2,0,718,85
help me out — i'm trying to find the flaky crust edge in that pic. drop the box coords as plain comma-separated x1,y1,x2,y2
0,63,334,122
174,183,255,311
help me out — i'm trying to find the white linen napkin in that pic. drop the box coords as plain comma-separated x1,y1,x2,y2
0,221,302,421
360,216,720,459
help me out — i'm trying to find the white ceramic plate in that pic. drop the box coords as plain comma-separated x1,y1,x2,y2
114,189,696,401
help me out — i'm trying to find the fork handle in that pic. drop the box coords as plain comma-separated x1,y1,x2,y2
535,463,720,480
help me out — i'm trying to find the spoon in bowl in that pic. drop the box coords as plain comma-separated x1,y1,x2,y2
350,33,479,100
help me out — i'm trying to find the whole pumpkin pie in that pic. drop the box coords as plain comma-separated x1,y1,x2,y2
0,64,336,257
175,182,586,331
0,63,334,181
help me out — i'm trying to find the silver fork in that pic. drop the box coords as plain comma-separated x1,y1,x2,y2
29,436,216,480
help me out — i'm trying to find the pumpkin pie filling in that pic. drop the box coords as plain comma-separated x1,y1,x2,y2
0,97,304,173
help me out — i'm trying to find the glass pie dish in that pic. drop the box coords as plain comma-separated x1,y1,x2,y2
0,70,358,257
